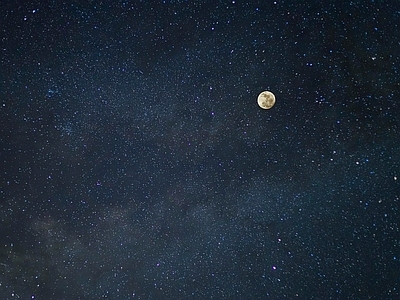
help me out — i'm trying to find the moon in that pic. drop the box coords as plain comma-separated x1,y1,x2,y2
257,91,276,109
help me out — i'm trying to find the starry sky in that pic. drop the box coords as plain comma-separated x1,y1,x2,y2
1,0,399,299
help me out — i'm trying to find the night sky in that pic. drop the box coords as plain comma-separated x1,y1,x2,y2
1,1,399,299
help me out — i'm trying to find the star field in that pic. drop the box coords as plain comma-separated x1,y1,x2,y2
1,1,399,299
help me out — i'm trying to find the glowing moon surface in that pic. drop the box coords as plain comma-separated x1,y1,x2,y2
257,91,276,109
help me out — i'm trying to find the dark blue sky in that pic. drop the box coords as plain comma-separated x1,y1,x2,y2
1,1,399,299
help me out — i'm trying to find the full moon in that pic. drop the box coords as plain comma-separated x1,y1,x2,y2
257,91,276,109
